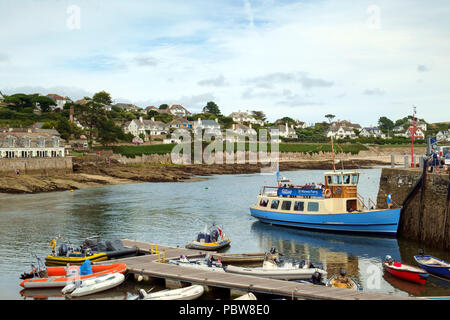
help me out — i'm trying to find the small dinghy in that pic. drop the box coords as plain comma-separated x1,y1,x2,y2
168,255,225,273
383,255,428,285
234,293,257,300
129,285,204,300
62,272,125,297
414,250,450,279
326,269,362,291
213,247,280,264
185,224,230,251
45,235,138,266
20,257,127,289
224,254,327,280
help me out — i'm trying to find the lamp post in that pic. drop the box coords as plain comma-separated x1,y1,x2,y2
411,106,417,168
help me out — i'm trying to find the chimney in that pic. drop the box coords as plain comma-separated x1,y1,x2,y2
233,123,236,130
139,116,143,123
151,117,155,122
69,105,74,122
198,118,201,123
249,123,252,129
215,118,218,123
285,122,288,132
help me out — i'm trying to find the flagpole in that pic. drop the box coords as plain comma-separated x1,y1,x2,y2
411,106,416,168
331,136,336,172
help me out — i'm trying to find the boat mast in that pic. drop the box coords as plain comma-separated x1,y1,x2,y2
411,106,416,168
331,136,336,172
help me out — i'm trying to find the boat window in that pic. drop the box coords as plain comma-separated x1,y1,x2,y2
326,176,332,185
293,201,304,211
352,174,359,184
307,202,319,212
270,200,280,209
343,175,351,184
259,198,269,207
332,175,342,184
281,201,291,211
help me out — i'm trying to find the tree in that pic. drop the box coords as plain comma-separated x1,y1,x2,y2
252,110,266,121
31,96,57,113
4,93,33,111
97,118,126,146
147,109,159,118
92,91,112,105
74,100,105,146
325,114,335,124
378,116,395,135
159,104,169,110
202,101,221,116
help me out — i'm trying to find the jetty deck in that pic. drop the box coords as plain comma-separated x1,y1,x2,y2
98,239,417,300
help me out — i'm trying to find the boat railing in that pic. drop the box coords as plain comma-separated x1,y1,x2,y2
261,186,324,198
357,193,368,209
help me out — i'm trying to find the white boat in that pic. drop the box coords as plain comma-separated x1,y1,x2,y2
234,292,257,300
224,260,327,280
129,285,204,300
168,255,225,273
61,272,125,297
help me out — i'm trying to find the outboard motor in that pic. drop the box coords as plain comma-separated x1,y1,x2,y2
418,249,424,256
311,271,322,285
339,268,347,277
210,229,219,242
384,255,393,265
138,289,147,300
58,243,68,256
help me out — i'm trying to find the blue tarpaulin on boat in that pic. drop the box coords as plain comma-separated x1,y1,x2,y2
277,188,323,197
80,259,93,275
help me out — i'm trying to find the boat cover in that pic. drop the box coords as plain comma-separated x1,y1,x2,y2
80,259,93,276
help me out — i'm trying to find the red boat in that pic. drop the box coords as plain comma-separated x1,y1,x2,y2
383,256,428,285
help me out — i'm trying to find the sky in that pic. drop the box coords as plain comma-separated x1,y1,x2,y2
0,0,449,126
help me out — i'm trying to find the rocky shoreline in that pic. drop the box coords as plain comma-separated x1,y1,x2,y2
0,158,389,194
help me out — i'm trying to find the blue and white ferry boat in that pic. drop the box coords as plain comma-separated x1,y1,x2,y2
250,171,401,236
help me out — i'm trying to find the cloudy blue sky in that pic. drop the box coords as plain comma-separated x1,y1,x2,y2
1,0,449,125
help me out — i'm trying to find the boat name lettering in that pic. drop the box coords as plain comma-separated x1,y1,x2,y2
277,188,323,197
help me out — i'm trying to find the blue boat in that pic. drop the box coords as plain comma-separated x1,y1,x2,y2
250,171,401,236
414,254,450,279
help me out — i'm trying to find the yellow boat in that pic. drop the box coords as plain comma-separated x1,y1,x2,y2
185,224,231,251
45,252,108,266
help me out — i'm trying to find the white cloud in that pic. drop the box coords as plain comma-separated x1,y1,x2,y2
0,0,449,125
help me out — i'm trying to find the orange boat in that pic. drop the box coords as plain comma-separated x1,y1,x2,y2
20,263,127,289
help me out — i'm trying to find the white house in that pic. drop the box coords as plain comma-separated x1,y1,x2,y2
229,111,264,126
0,128,66,158
294,121,308,129
359,127,386,138
407,119,427,132
226,123,257,142
123,117,169,140
436,130,450,142
326,126,357,140
114,103,140,112
47,94,72,111
270,123,298,139
405,126,425,139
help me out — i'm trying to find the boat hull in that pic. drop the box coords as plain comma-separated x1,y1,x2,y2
383,263,428,285
414,255,450,279
250,207,400,236
224,265,327,280
20,263,127,289
185,239,231,251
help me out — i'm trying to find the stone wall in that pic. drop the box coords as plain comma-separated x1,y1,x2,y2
0,157,73,175
377,167,450,250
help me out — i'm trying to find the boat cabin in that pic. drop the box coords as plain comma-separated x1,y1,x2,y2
257,171,372,214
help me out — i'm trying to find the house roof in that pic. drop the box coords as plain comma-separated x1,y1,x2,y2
47,94,70,101
0,129,65,148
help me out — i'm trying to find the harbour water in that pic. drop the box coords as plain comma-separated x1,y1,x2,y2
0,168,449,299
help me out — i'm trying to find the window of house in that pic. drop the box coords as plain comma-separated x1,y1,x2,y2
281,201,291,211
270,200,280,210
307,202,319,212
23,136,31,148
293,201,304,211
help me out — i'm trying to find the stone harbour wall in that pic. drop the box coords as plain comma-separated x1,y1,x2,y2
0,157,73,175
377,167,450,250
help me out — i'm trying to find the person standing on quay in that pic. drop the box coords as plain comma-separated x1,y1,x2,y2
386,193,393,209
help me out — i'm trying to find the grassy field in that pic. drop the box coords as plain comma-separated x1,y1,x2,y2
111,142,369,158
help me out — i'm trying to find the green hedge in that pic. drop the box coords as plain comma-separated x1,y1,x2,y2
111,142,369,158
